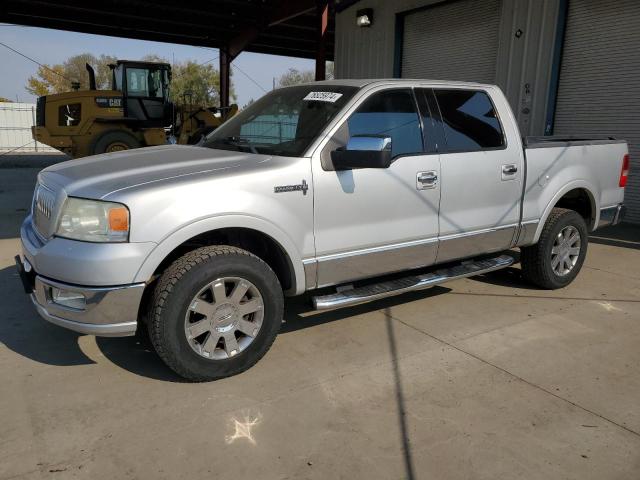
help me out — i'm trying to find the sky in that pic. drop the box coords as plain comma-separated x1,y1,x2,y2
0,23,316,106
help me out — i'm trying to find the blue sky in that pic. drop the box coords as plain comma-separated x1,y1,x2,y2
0,24,316,106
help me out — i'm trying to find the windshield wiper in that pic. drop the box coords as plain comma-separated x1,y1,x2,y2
212,136,258,154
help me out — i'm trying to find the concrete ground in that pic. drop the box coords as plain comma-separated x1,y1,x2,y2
1,165,639,480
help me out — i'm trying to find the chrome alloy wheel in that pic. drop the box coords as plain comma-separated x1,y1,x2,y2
551,225,581,277
184,277,264,360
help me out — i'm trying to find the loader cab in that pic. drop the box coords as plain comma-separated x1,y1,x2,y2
110,60,173,127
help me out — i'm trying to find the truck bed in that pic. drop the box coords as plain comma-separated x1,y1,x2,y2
520,135,627,233
524,135,627,149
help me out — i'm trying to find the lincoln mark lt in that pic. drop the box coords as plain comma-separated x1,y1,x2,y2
18,80,628,380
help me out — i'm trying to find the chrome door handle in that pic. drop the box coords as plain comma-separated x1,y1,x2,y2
501,164,518,181
417,171,438,189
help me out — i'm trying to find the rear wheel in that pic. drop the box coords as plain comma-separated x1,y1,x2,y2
91,130,141,155
148,246,283,381
520,208,588,289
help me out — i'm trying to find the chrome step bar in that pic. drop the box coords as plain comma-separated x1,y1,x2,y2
312,254,514,310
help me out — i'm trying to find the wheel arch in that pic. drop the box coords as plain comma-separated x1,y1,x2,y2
135,215,306,295
533,181,598,243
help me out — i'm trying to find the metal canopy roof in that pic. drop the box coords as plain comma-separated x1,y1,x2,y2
0,0,335,60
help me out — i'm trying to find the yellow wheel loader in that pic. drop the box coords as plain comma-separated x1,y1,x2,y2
32,60,237,158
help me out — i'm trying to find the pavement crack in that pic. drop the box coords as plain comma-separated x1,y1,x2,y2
448,291,640,303
584,265,640,281
386,312,640,439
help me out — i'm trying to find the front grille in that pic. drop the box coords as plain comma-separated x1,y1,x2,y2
36,96,46,127
33,184,56,238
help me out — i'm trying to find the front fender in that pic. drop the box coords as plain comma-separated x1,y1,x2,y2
134,214,306,295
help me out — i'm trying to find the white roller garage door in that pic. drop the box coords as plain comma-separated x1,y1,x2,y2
554,0,640,223
401,0,501,83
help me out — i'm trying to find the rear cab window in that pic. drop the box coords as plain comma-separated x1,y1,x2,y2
433,89,506,152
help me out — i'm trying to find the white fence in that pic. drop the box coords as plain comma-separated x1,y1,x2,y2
0,102,57,153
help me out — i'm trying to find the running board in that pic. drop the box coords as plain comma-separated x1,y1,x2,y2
312,254,514,310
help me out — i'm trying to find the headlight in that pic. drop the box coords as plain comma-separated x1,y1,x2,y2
56,197,129,242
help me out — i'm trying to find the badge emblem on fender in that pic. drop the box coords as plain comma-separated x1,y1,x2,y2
274,180,308,195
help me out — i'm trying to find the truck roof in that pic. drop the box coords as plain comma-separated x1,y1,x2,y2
301,78,497,89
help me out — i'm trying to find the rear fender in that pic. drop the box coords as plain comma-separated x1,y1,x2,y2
532,180,598,243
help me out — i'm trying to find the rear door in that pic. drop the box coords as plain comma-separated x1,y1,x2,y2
430,87,524,262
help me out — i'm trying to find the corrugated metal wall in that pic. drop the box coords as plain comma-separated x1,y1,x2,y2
401,0,501,83
0,102,56,152
553,0,640,223
335,0,560,137
335,0,444,79
335,0,638,223
495,0,561,136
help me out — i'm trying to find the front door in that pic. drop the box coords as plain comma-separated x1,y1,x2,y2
312,88,441,287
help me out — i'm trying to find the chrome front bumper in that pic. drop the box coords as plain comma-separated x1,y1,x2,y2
29,273,145,337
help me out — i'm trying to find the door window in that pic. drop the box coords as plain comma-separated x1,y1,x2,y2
347,89,423,158
434,89,505,151
126,68,149,97
126,68,166,98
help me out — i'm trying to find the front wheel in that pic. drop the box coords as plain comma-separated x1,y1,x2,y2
148,246,284,381
520,208,588,289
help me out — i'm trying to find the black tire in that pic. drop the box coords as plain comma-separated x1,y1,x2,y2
91,130,141,155
148,246,283,381
520,208,588,289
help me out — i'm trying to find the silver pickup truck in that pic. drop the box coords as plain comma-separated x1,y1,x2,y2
17,79,629,381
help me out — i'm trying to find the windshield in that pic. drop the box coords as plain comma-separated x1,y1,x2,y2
204,85,358,157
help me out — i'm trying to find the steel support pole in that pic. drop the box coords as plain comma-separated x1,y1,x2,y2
220,48,231,109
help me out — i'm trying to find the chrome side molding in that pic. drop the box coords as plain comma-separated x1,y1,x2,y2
312,254,515,310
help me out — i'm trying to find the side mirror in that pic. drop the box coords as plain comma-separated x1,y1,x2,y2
330,135,393,170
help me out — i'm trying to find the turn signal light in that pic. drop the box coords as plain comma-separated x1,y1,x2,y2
108,206,129,232
619,154,630,188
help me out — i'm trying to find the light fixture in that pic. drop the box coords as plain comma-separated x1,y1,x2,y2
356,8,373,27
50,286,86,310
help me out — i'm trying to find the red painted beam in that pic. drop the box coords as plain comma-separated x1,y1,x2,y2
315,1,331,81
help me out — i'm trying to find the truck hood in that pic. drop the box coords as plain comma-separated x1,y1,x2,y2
39,145,267,199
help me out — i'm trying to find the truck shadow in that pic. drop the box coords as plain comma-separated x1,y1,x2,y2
0,264,96,367
94,286,452,382
589,223,640,250
0,259,449,383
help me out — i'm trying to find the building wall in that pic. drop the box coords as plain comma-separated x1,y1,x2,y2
553,0,640,223
335,0,639,223
335,0,561,137
335,0,443,79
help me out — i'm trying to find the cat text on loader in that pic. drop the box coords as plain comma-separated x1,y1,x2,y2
32,60,237,158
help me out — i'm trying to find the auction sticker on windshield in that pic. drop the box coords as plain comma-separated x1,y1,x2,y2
303,92,343,102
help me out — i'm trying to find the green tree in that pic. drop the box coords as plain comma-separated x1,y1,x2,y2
0,97,13,103
26,53,233,107
26,53,117,95
276,62,334,87
169,60,235,106
277,68,314,87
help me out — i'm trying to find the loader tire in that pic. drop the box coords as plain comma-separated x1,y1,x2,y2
91,130,141,155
